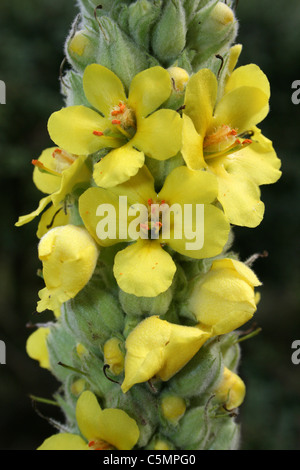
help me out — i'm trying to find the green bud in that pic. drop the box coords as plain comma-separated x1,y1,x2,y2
205,416,240,450
66,29,98,73
63,70,91,107
166,406,210,450
62,272,124,349
151,0,187,65
187,1,238,70
46,322,77,382
168,340,224,398
95,17,151,91
128,0,162,50
220,332,241,371
119,286,173,317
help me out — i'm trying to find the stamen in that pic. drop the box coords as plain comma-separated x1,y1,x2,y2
112,119,121,125
31,160,61,177
93,130,104,136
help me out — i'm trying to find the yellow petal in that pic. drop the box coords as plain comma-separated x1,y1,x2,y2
212,161,265,227
224,127,281,187
48,106,113,155
212,86,269,134
15,195,52,227
225,64,270,99
33,148,62,194
167,204,230,259
189,258,259,335
128,66,172,117
181,114,207,170
132,109,182,161
38,433,88,450
76,391,139,450
113,240,176,297
184,68,217,136
83,64,126,117
211,258,262,287
93,144,144,189
37,204,70,239
51,155,91,207
37,225,99,312
158,166,218,205
78,187,130,246
108,165,156,206
227,44,242,75
121,316,210,392
26,327,50,369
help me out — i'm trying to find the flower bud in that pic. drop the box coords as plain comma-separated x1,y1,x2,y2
214,367,246,410
103,337,125,375
187,258,261,335
37,225,99,313
161,395,186,425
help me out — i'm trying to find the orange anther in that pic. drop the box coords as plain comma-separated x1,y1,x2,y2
229,129,238,136
242,139,252,145
147,198,153,206
112,119,121,125
93,130,104,136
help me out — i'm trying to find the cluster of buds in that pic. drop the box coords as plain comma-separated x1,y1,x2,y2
18,0,281,450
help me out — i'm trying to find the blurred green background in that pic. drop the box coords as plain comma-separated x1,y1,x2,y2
0,0,299,450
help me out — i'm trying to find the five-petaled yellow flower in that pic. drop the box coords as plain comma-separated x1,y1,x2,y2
182,64,281,227
48,64,183,189
78,165,230,297
38,390,140,450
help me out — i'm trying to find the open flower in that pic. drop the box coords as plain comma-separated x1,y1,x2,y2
47,64,182,189
182,65,281,227
121,316,211,393
38,390,140,450
37,225,99,312
78,165,230,297
187,258,262,335
15,147,91,235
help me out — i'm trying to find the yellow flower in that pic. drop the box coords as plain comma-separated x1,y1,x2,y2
182,65,281,227
26,327,50,369
187,258,262,335
214,367,246,410
48,64,182,189
37,225,99,313
38,390,140,450
15,147,91,234
121,316,211,393
79,165,230,297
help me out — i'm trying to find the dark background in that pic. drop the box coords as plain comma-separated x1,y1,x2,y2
0,0,299,450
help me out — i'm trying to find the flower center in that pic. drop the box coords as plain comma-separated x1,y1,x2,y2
32,148,77,177
88,439,114,450
203,125,252,160
140,198,168,239
92,102,136,146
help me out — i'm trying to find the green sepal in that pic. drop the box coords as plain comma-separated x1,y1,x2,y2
168,339,224,398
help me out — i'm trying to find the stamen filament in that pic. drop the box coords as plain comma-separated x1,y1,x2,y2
32,160,61,177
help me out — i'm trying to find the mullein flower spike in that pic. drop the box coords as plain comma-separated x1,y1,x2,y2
17,0,281,450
